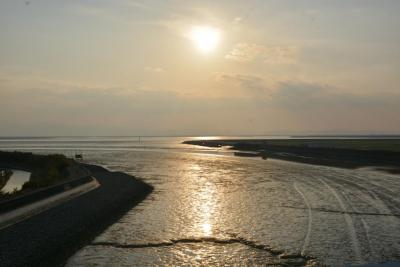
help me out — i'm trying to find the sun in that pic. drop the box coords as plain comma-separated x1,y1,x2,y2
189,26,221,54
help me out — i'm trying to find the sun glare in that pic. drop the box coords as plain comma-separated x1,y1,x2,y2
189,26,220,54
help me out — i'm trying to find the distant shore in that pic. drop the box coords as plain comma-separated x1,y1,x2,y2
0,163,153,267
183,139,400,174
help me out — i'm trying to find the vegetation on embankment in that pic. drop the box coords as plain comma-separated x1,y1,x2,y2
0,151,81,199
0,163,154,267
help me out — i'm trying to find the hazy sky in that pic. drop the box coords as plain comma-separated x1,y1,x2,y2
1,0,399,136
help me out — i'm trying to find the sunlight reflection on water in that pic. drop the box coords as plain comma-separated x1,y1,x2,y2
1,137,398,266
66,149,400,266
1,170,30,193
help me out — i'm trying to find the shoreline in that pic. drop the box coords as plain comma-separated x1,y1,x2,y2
183,139,400,174
0,163,153,267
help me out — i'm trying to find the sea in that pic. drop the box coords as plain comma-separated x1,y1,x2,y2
0,136,399,266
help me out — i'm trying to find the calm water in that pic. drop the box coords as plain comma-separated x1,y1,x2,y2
1,170,30,193
1,137,399,266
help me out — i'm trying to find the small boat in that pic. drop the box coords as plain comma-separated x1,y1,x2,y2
75,153,83,160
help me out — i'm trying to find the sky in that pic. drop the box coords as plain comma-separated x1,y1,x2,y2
1,0,399,136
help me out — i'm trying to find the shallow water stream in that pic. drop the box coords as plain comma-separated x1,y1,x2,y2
1,170,30,194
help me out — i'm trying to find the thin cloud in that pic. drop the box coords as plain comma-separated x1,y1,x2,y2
233,17,243,24
215,72,267,94
271,80,400,110
145,66,166,73
225,43,298,64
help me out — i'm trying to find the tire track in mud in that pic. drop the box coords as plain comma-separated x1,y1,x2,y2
294,168,400,263
329,174,400,217
281,205,400,217
337,171,399,196
317,177,363,263
339,190,373,258
325,175,400,255
327,170,400,203
285,167,399,265
294,182,313,256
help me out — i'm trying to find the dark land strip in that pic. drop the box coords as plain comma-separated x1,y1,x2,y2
0,163,153,267
183,139,400,173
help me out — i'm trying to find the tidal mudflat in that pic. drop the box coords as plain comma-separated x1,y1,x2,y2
1,137,399,266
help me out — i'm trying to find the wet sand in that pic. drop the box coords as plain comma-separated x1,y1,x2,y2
0,164,153,267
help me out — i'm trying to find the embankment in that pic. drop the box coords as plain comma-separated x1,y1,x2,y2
0,163,153,267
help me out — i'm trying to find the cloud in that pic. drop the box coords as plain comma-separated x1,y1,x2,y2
215,72,400,112
2,71,400,135
225,43,298,64
127,1,149,9
144,66,166,73
271,80,400,111
0,78,263,135
272,81,330,108
215,73,267,94
233,17,243,24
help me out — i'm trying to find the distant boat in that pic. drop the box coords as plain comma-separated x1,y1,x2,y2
75,153,83,160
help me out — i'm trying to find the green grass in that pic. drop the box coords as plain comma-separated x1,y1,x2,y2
22,154,70,190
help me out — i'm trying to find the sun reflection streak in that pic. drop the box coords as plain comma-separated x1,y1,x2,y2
188,162,220,237
202,222,212,236
197,182,216,236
